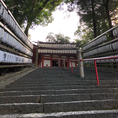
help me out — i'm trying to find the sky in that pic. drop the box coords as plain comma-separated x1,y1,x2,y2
29,4,80,43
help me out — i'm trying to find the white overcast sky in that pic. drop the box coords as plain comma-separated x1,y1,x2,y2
29,4,80,43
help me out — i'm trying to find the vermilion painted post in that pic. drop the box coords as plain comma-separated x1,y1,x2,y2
42,57,44,68
68,60,70,69
41,58,42,68
67,60,69,70
75,61,77,68
50,57,52,68
71,61,73,73
60,59,61,67
58,58,60,67
65,59,66,68
64,59,66,68
94,60,100,86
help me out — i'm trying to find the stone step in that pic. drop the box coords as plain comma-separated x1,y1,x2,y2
0,68,117,117
5,78,118,84
11,79,118,83
3,84,118,91
40,93,118,103
38,99,118,113
0,88,117,96
0,95,41,104
5,83,98,88
6,80,118,88
13,77,118,82
0,110,117,118
0,99,117,114
0,93,117,104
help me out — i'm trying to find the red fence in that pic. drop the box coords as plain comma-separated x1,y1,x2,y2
81,55,118,86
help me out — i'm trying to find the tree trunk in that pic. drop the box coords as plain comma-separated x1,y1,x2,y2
24,22,32,36
105,0,113,29
103,0,113,39
91,0,98,38
106,4,114,38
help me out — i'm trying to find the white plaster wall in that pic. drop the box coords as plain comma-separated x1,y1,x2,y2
70,62,76,67
44,60,51,67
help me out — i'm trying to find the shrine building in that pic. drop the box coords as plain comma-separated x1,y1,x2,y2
33,42,78,68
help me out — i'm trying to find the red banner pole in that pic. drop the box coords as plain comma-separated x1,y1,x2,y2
94,60,99,86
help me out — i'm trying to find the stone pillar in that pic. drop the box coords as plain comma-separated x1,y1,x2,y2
78,48,85,78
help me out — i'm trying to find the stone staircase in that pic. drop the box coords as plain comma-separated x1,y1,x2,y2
0,68,117,118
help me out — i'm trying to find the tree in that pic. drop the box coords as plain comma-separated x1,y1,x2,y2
78,0,98,38
46,32,56,42
5,0,63,36
74,25,94,46
111,7,118,25
102,0,118,38
46,33,70,43
65,0,100,38
55,34,70,43
65,0,118,38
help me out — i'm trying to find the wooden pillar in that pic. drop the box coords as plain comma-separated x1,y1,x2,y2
58,58,61,67
35,47,38,67
67,59,69,69
50,57,52,68
75,61,77,68
42,56,44,68
71,61,73,67
65,59,67,68
68,59,70,68
64,59,66,68
38,55,41,67
70,61,73,72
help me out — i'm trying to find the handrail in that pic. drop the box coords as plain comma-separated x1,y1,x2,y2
80,55,118,86
83,25,118,48
81,55,118,61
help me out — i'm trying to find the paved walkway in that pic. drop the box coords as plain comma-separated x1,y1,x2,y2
0,68,117,118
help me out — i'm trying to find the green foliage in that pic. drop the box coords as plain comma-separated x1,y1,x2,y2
46,33,70,43
5,0,63,35
55,34,70,43
74,25,94,46
46,32,56,42
65,0,118,41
